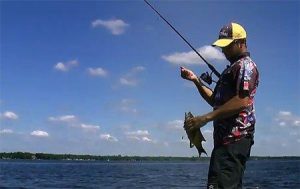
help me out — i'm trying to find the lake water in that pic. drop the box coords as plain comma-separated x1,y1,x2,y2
0,159,299,188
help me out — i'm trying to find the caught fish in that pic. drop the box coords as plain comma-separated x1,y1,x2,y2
184,112,207,157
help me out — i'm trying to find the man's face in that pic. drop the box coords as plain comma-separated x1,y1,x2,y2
221,41,240,61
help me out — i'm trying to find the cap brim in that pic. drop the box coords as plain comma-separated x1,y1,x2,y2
212,39,234,47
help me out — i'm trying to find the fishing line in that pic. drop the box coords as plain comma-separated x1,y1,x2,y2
144,0,221,82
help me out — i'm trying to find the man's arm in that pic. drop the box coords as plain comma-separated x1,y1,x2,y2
186,95,251,131
204,95,250,122
180,67,214,107
193,78,214,107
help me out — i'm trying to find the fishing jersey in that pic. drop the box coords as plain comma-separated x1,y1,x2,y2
212,52,259,146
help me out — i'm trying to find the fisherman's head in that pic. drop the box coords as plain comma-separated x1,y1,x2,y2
212,22,247,61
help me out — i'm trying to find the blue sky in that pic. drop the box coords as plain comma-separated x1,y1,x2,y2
1,1,299,157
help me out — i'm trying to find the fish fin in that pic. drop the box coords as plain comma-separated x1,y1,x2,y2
199,130,206,142
190,141,194,148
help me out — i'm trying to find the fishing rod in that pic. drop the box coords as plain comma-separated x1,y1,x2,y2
144,0,221,84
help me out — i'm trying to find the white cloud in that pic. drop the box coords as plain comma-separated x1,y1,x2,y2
119,66,146,87
167,120,184,130
54,60,79,72
118,98,138,114
100,134,118,142
31,130,49,137
121,98,134,105
120,77,137,86
87,67,108,77
127,136,141,141
126,130,150,136
54,62,67,71
49,115,77,123
162,45,225,65
125,129,154,142
272,110,300,148
276,111,300,127
80,124,100,131
132,66,145,72
92,19,129,35
279,122,286,127
141,136,152,142
294,120,300,126
49,115,103,134
279,111,292,116
0,111,18,120
0,129,13,134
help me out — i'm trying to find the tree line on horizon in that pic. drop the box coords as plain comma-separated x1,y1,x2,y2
0,152,299,161
0,152,207,161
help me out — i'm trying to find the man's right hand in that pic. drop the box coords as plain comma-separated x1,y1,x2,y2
180,66,198,82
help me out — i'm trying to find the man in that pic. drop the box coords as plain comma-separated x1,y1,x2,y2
181,22,259,188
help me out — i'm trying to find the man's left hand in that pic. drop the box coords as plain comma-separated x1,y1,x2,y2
184,115,208,131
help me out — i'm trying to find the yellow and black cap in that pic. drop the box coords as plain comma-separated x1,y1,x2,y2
212,22,247,47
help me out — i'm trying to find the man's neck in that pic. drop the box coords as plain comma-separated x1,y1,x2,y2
229,51,250,64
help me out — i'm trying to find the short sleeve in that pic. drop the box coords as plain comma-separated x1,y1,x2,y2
234,59,259,98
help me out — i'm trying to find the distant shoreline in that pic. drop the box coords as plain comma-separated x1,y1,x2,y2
1,152,300,162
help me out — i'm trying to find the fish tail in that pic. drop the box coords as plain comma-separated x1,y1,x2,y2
196,147,207,157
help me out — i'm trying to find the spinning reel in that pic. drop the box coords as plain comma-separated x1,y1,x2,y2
199,71,217,85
